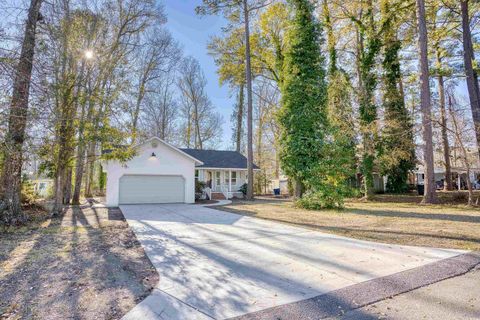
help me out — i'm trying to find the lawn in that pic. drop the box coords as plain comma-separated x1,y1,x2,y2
0,203,158,319
216,194,480,251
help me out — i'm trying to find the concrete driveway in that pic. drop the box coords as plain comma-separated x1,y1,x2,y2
120,204,466,320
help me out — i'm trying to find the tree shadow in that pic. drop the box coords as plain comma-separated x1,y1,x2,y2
123,204,463,319
0,204,157,319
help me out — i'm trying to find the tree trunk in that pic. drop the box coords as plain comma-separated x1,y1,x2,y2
323,0,336,75
460,0,480,160
1,0,43,224
63,167,72,204
243,0,254,201
448,94,474,205
72,65,90,205
416,0,437,203
294,179,304,199
235,84,244,153
256,110,263,193
84,142,96,197
436,54,453,191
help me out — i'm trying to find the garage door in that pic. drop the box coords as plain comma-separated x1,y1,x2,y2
119,175,185,204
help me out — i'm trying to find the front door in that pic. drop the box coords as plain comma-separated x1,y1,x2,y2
206,171,212,188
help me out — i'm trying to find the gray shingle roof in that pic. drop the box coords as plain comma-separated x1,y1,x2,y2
180,148,260,169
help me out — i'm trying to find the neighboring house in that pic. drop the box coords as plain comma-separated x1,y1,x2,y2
31,178,54,198
103,137,259,206
414,165,480,190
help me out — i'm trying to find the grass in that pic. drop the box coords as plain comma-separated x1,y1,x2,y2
0,203,158,320
216,193,480,251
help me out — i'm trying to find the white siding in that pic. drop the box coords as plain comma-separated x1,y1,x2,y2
105,139,196,206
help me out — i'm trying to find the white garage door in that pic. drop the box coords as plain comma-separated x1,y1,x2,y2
119,175,185,204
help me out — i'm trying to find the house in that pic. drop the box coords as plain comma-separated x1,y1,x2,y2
414,165,480,190
31,178,54,198
104,137,259,206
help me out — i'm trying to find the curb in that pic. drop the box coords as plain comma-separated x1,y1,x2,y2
230,251,480,320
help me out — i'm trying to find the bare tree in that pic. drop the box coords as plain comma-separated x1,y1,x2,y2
130,28,179,143
416,0,437,203
140,76,178,142
1,0,43,224
178,56,223,149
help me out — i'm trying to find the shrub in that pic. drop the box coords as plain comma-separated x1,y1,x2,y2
239,183,248,196
295,185,347,209
195,180,206,194
21,176,37,207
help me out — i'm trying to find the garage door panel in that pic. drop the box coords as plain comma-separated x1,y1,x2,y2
119,175,185,204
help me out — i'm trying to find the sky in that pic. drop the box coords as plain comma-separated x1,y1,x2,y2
162,0,234,149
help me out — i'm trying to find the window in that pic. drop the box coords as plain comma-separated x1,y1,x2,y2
231,171,237,184
216,171,221,185
195,170,199,181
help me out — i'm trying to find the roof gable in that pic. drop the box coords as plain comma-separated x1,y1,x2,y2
180,148,260,169
135,137,204,165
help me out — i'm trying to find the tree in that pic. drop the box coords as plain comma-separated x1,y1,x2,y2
379,0,415,193
1,0,43,224
178,56,223,149
278,0,333,204
416,0,437,203
447,93,475,205
460,0,480,160
349,0,382,199
430,4,454,191
197,0,269,200
140,76,178,143
130,28,179,144
322,0,357,184
208,27,251,152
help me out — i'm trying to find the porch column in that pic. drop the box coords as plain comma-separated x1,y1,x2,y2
229,170,232,192
458,174,461,190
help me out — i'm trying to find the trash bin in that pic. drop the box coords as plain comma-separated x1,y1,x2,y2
417,184,424,196
273,188,280,196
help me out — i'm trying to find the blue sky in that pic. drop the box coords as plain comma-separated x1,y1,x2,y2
162,0,234,149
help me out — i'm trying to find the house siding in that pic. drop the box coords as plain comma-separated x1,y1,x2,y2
105,140,196,206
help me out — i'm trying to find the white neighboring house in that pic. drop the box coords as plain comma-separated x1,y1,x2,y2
103,137,259,206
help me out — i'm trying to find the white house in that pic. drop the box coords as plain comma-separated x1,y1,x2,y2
104,137,259,206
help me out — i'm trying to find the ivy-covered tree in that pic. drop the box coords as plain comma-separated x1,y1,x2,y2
379,0,415,193
279,0,351,208
278,0,327,198
322,0,357,184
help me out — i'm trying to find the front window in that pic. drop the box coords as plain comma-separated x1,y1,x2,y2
231,171,237,184
195,170,199,181
216,171,221,185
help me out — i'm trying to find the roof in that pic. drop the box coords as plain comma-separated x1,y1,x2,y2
180,148,260,170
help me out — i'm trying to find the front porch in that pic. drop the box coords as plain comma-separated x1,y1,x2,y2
196,169,247,199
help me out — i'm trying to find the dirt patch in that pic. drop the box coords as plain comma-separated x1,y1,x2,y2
0,204,158,320
216,196,480,251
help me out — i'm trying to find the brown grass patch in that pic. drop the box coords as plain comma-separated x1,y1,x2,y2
216,195,480,251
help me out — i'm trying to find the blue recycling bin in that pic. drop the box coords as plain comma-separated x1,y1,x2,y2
274,188,280,195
